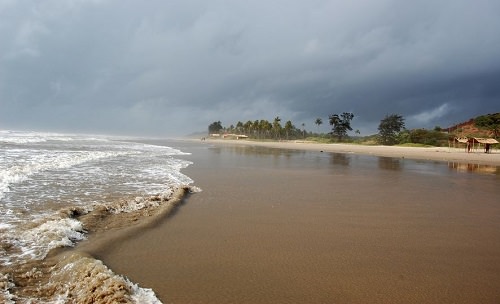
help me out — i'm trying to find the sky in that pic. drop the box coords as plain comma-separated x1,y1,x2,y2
1,0,499,137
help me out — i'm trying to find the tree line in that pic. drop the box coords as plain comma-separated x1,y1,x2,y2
208,117,308,140
208,113,359,141
209,112,401,143
208,112,499,146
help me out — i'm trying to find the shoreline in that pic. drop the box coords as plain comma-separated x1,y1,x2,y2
201,138,500,166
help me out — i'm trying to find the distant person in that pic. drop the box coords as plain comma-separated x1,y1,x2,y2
467,142,471,153
485,143,490,153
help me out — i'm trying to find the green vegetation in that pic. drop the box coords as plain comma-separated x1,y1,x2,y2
208,112,498,147
400,128,449,146
378,114,405,145
329,112,354,142
208,121,223,134
475,113,500,138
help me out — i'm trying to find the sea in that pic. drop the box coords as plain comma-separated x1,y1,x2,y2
0,130,196,303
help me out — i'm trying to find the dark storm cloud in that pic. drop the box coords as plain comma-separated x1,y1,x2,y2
1,0,499,136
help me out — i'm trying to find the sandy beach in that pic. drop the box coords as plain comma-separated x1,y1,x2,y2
205,139,500,166
83,139,500,303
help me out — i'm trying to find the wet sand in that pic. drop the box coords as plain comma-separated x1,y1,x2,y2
86,140,500,303
206,139,500,166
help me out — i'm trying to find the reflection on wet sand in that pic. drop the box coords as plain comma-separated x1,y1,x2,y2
330,153,351,166
448,162,500,175
209,143,500,176
378,156,403,171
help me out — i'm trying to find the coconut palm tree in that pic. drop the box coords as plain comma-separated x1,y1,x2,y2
315,118,323,133
284,120,293,140
244,120,253,135
273,117,282,140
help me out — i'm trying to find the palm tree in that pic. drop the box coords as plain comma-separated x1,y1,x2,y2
273,117,282,140
254,120,260,138
284,120,293,140
236,121,244,134
244,120,253,135
315,118,323,133
260,119,272,139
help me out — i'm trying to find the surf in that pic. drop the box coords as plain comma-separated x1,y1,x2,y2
0,131,197,303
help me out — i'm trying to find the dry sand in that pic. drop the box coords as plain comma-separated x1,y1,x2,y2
86,139,500,303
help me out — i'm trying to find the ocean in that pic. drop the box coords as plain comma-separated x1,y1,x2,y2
0,130,196,303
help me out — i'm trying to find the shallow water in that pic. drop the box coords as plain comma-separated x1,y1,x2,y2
98,141,500,303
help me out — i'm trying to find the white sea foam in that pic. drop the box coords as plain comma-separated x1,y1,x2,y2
0,130,77,144
129,282,163,304
0,149,131,200
2,218,86,264
0,223,13,231
108,188,179,214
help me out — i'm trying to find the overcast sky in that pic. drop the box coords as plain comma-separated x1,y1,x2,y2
1,0,499,137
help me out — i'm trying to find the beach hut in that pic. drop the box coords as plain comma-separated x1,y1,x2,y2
450,137,498,153
467,137,499,153
450,137,469,151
